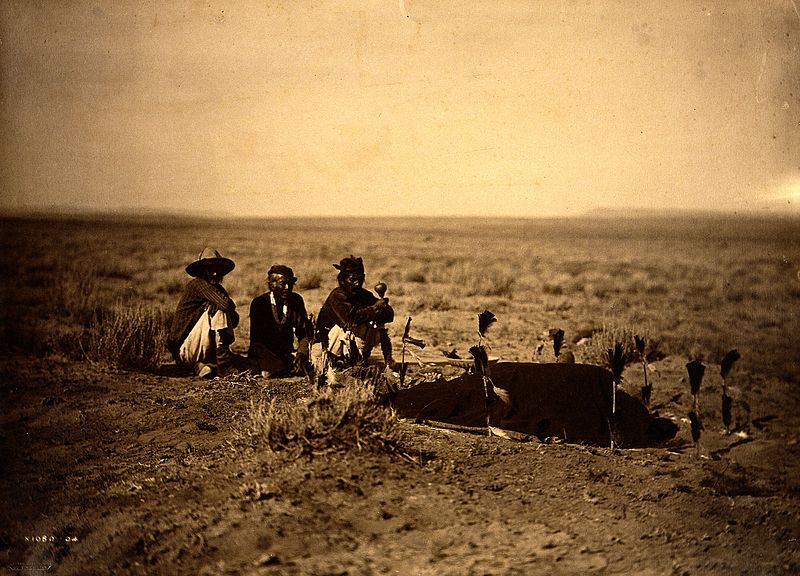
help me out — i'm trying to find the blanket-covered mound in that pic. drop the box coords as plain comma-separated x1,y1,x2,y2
393,362,678,448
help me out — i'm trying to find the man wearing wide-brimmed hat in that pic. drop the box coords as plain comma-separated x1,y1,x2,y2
315,255,394,369
167,247,242,378
247,264,313,379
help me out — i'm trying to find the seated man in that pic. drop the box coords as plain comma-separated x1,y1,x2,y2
167,247,241,378
248,264,313,378
315,255,394,368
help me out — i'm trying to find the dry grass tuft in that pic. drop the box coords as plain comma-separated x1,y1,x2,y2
52,263,102,327
582,324,663,368
248,378,401,456
87,305,170,371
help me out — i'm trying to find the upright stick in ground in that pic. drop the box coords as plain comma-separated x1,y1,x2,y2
550,328,565,361
398,317,425,387
470,310,498,433
720,349,741,434
606,342,625,449
634,335,651,410
399,317,411,386
686,359,706,457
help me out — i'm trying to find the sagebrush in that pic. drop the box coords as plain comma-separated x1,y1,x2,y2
248,377,401,455
87,305,170,371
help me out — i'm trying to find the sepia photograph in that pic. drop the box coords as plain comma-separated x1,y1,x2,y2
1,1,799,574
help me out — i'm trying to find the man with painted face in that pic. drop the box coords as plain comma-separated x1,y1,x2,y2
167,247,241,378
316,255,394,367
248,264,313,378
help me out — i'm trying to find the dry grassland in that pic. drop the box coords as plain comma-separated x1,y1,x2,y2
2,213,800,575
2,214,797,379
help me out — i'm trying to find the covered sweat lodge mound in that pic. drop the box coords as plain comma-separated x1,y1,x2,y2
393,362,678,448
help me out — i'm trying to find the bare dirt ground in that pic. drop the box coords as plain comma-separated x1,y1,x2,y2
3,351,800,575
1,214,800,575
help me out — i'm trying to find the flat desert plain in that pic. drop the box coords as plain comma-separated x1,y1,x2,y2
1,214,799,575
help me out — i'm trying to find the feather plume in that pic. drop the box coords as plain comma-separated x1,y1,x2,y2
402,317,412,340
606,342,625,383
686,360,705,397
720,349,741,379
634,335,645,357
549,328,565,358
477,310,497,338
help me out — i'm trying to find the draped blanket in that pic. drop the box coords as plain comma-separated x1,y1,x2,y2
393,362,678,448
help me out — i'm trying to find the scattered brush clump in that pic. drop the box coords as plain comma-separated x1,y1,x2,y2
582,324,663,367
52,263,102,327
467,272,516,298
87,305,171,371
297,270,324,290
404,270,427,284
407,292,454,313
438,263,517,298
248,378,402,456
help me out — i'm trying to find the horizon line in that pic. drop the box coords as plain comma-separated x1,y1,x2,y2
1,206,798,221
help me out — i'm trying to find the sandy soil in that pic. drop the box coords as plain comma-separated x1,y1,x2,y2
2,350,800,576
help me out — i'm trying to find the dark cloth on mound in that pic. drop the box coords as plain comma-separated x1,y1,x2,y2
248,292,311,369
316,286,394,334
167,278,239,358
393,362,678,448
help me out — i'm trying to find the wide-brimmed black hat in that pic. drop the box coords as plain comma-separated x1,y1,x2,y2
267,264,297,283
333,255,364,275
185,247,235,277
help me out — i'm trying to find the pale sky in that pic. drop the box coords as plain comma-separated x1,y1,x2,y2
1,1,798,217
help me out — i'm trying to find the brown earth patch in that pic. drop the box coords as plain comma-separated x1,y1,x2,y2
2,353,800,575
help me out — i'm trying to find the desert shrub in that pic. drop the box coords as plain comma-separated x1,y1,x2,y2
643,283,670,295
581,324,663,368
404,271,427,283
51,263,102,326
87,304,170,371
542,282,563,295
248,377,401,456
95,261,133,280
298,271,324,290
430,261,516,298
540,272,588,297
386,282,406,296
407,292,455,313
45,329,90,361
464,272,516,298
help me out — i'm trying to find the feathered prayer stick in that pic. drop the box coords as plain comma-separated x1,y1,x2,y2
720,349,740,434
471,310,505,434
634,335,652,410
550,328,565,360
686,359,706,457
606,342,625,449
